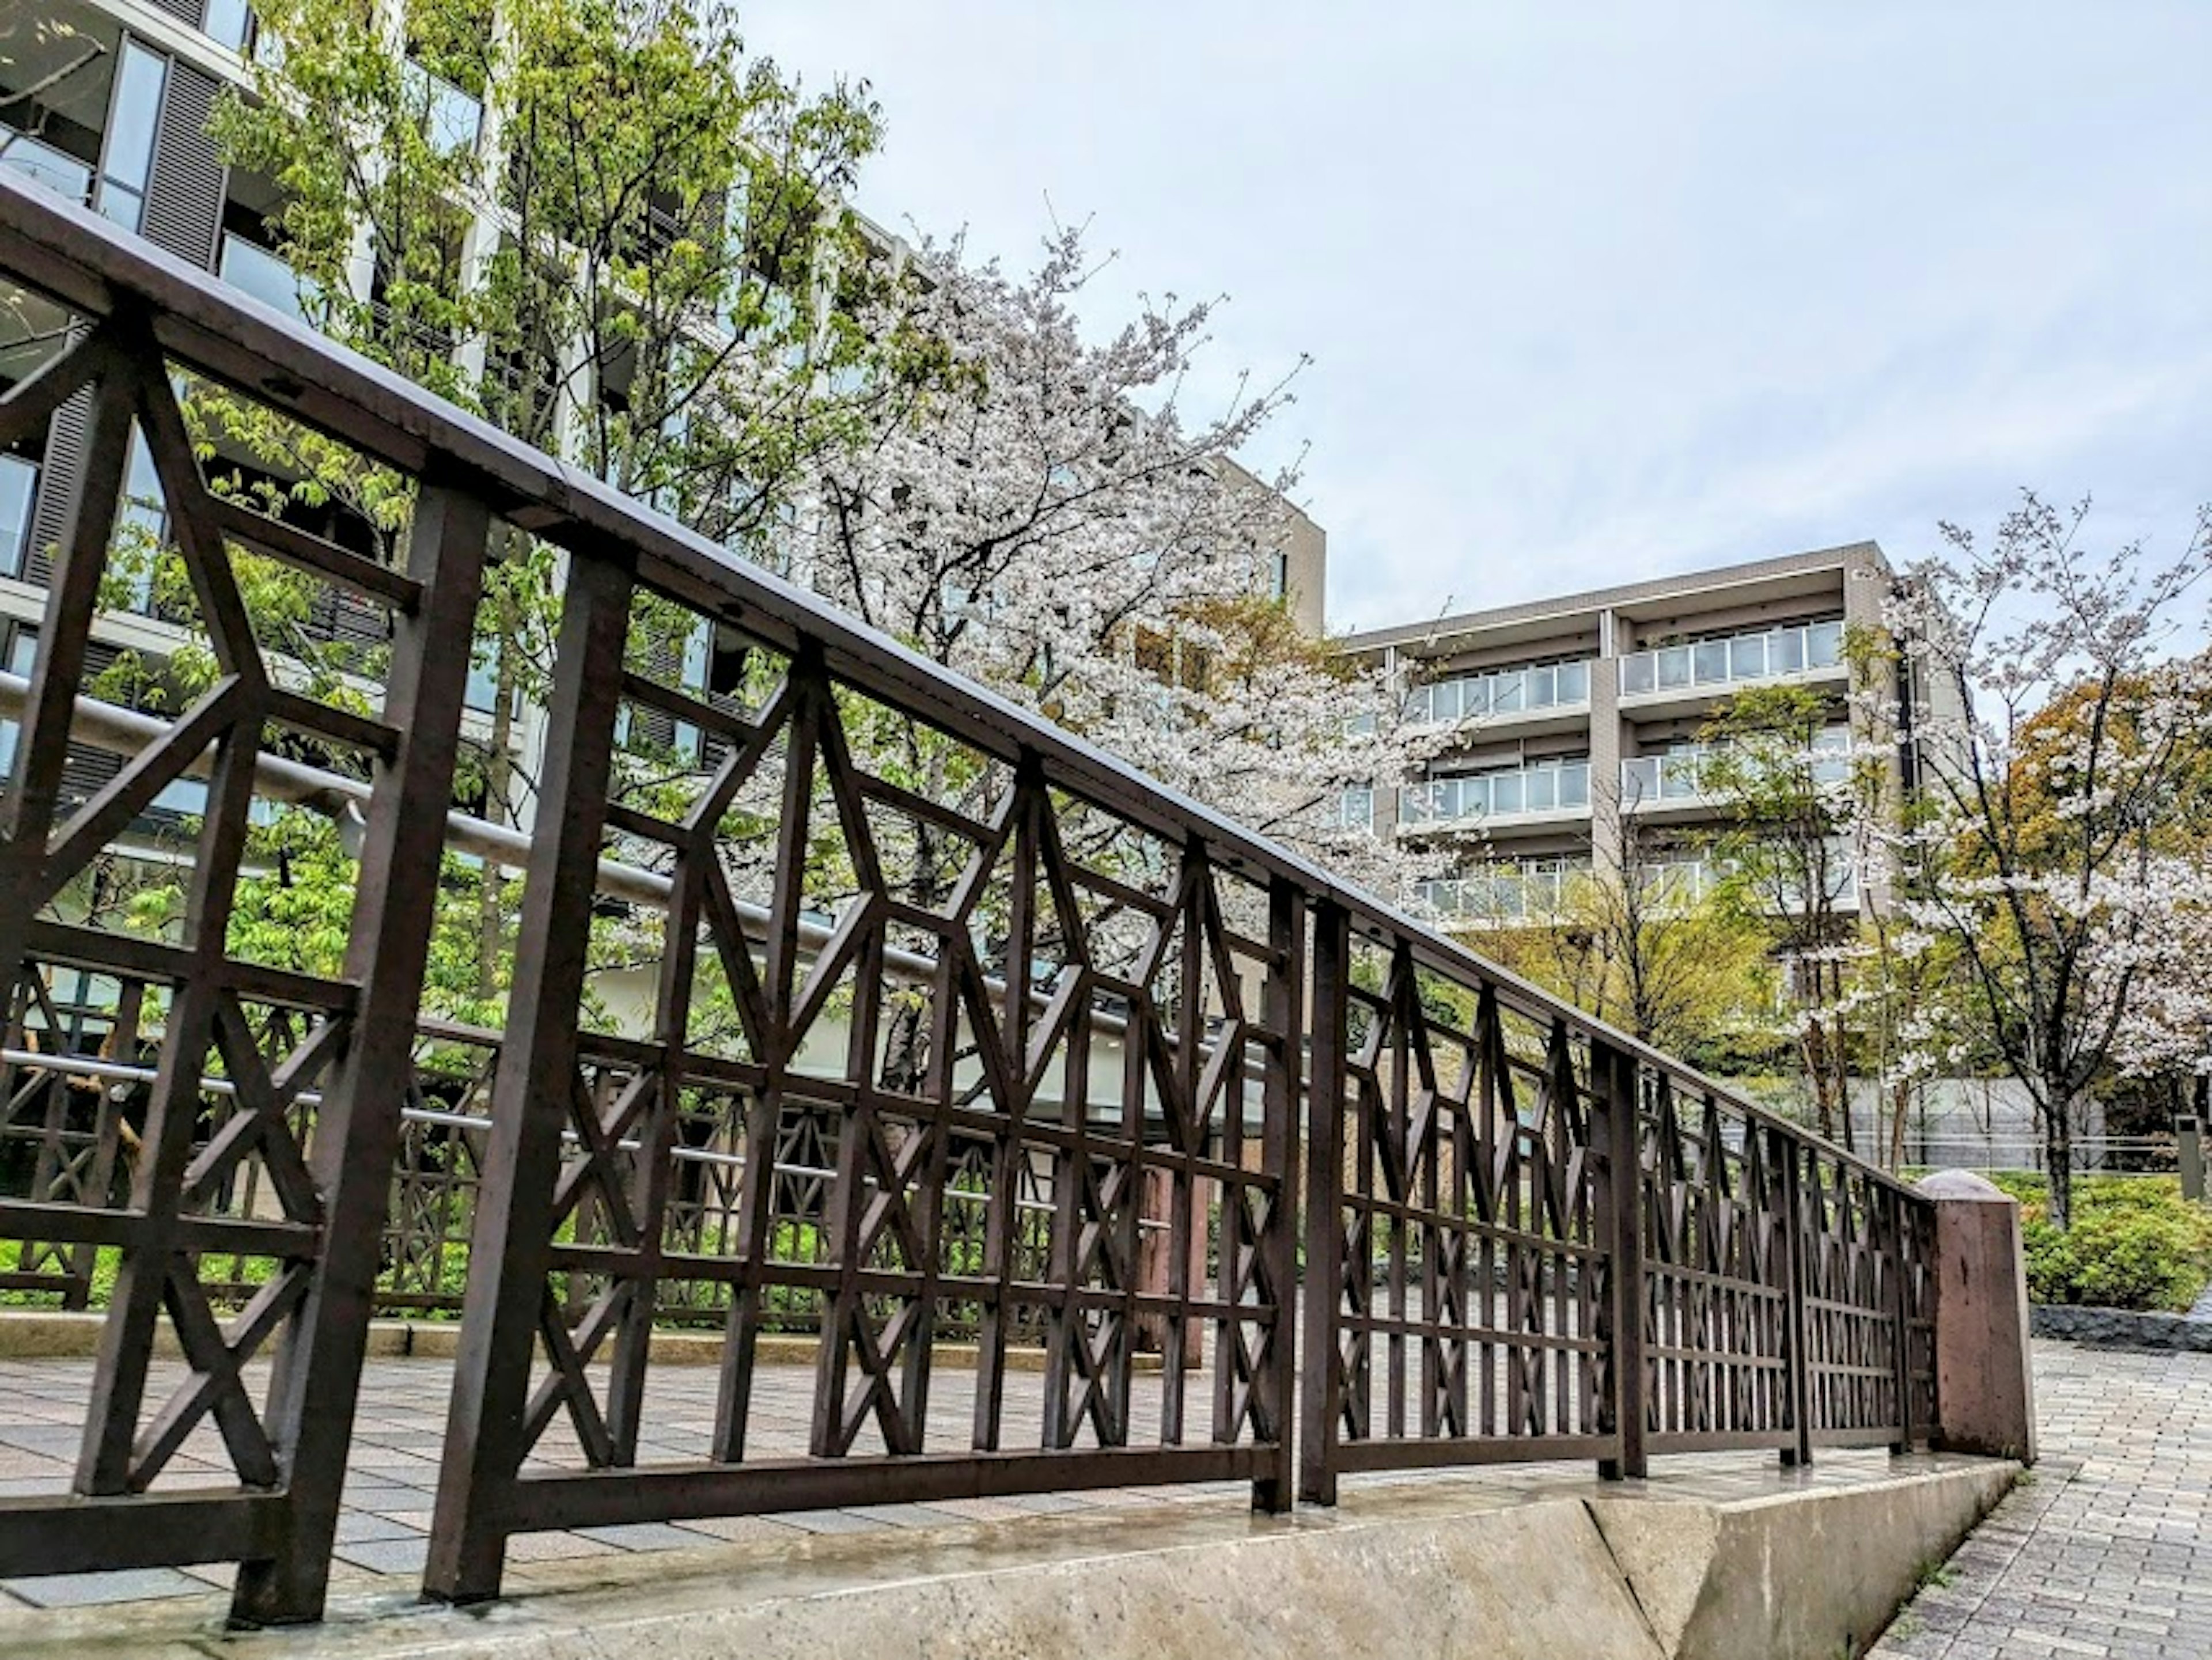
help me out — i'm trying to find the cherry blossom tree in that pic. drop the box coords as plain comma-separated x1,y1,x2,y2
1887,491,2212,1226
790,223,1427,899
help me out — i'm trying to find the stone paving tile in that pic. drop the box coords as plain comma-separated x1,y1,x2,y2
1872,1343,2212,1659
1,1567,209,1608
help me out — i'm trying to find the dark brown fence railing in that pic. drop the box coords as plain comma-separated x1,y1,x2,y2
0,173,1937,1628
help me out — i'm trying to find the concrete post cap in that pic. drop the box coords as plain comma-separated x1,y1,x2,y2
1916,1169,2014,1203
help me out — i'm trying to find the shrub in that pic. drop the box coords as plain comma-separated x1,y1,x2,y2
2005,1175,2212,1312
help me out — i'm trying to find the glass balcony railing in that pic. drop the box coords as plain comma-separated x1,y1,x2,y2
1622,729,1850,808
0,131,94,204
1620,750,1711,805
218,233,317,321
1417,859,1590,922
1406,658,1590,726
1619,618,1844,698
1401,759,1590,825
1638,858,1726,907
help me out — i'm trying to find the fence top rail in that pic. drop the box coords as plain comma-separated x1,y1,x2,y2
0,174,1923,1204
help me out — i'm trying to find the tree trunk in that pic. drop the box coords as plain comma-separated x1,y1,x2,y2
1888,1076,1911,1172
2043,1087,2075,1230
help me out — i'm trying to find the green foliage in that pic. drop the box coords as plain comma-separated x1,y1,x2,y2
1999,1174,2212,1311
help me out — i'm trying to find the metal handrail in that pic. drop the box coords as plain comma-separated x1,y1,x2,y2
0,169,1918,1200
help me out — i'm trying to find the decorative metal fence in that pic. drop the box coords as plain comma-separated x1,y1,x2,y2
0,173,1938,1628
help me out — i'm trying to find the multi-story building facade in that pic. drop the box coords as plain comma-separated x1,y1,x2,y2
1339,541,1912,926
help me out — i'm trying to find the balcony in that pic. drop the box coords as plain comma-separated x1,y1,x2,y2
1406,658,1590,729
0,132,93,206
1417,858,1589,924
1622,730,1848,813
1400,758,1590,830
1619,618,1844,708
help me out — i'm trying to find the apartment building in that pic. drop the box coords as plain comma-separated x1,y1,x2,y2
1339,541,1914,926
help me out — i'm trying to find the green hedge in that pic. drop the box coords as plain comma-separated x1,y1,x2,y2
1993,1174,2212,1313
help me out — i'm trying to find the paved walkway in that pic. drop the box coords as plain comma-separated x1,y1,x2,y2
1873,1342,2212,1659
3,1337,2207,1650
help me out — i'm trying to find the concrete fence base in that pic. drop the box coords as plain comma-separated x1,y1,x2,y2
0,1458,2016,1660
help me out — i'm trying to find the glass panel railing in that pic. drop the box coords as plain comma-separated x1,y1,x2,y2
1418,860,1590,922
1618,618,1847,699
1406,657,1594,726
218,233,317,321
1623,730,1849,806
1401,760,1590,824
0,131,94,204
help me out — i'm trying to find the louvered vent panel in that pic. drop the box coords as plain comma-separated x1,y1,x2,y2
140,58,226,268
24,388,91,588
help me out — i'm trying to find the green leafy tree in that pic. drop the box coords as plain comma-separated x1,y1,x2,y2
189,0,897,1013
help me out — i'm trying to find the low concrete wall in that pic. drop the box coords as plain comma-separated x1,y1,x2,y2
2032,1303,2212,1353
1591,1461,2017,1660
0,1458,2014,1660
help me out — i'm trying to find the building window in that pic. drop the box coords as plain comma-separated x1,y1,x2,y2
0,622,39,779
97,41,168,236
203,0,255,54
1267,549,1289,600
0,454,36,578
1336,785,1374,832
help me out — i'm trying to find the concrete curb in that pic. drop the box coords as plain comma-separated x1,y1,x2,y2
2031,1302,2212,1354
0,1309,1158,1372
0,1457,2017,1660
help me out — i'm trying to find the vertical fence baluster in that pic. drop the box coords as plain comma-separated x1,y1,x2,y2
1251,876,1303,1514
1297,901,1350,1505
1594,1041,1646,1480
1782,1135,1815,1467
1888,1187,1913,1454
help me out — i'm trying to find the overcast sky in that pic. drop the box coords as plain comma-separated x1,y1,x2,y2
741,2,2212,636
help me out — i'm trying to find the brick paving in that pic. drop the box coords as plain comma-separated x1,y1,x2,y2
1873,1342,2212,1659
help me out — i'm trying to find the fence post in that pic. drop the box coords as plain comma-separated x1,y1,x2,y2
2179,1113,2205,1203
1251,877,1303,1514
423,549,634,1605
230,482,491,1625
1781,1135,1815,1468
1916,1170,2036,1462
1888,1188,1914,1454
1594,1041,1646,1480
1297,900,1350,1506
